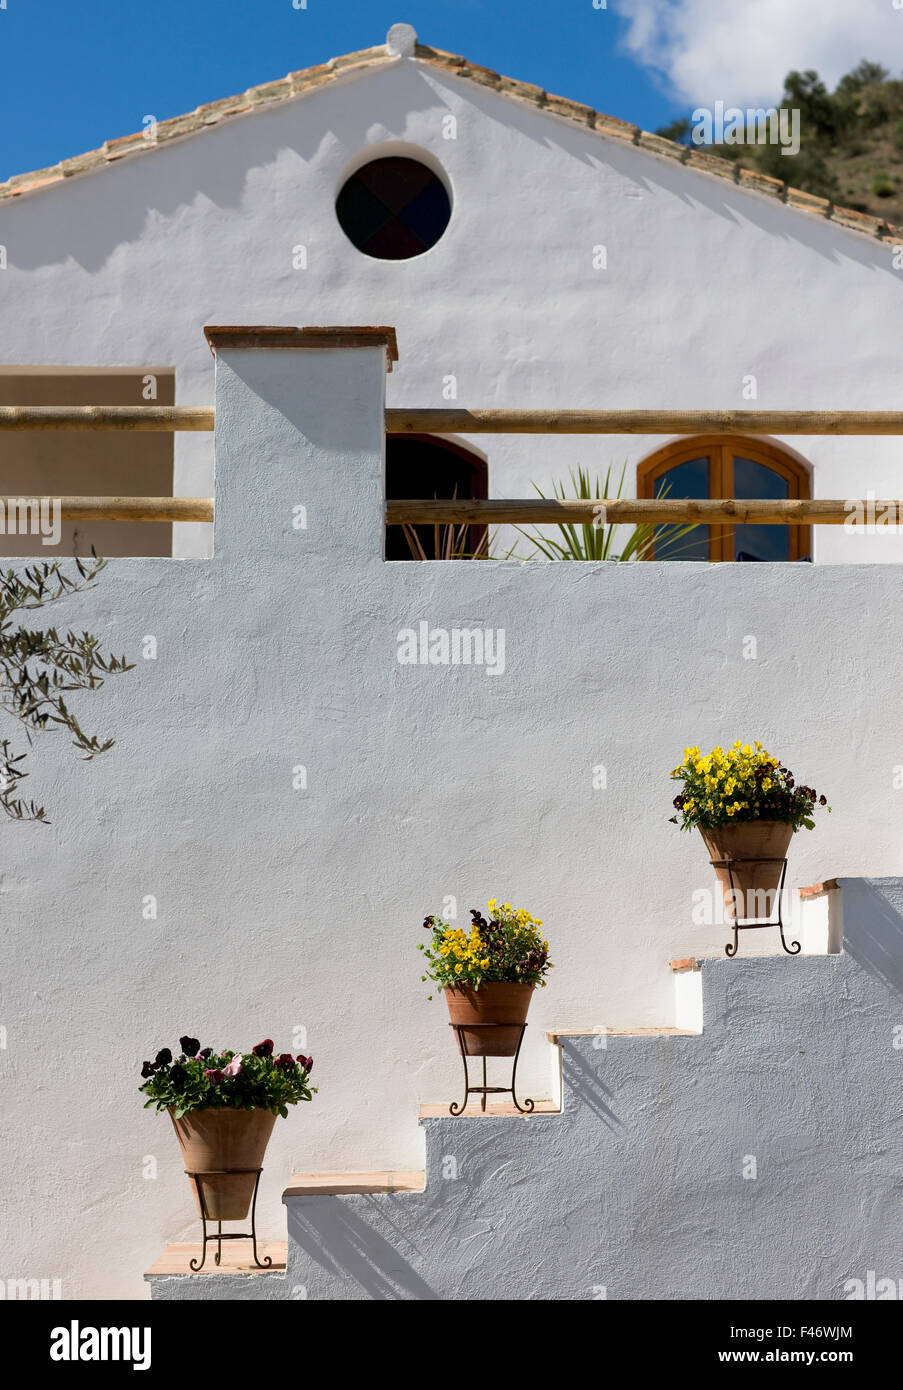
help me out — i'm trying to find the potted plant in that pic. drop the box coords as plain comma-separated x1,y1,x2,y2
670,741,830,915
140,1036,315,1221
418,901,552,1055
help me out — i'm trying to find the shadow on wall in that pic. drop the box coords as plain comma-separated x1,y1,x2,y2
840,877,903,995
1,61,895,278
559,1040,625,1131
287,1197,440,1301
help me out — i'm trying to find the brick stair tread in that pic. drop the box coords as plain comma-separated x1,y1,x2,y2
144,1241,286,1276
546,1026,697,1042
282,1170,425,1197
419,1100,559,1118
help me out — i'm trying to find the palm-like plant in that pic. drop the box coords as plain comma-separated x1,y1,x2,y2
401,486,489,561
496,464,698,562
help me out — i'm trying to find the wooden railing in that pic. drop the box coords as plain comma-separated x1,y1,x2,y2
385,409,903,437
387,499,882,527
1,405,899,526
0,406,213,524
0,497,213,522
0,406,214,432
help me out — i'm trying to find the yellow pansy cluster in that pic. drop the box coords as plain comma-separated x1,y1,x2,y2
437,922,491,975
418,898,553,997
670,741,828,833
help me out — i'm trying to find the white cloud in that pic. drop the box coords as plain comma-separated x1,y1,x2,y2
614,0,903,106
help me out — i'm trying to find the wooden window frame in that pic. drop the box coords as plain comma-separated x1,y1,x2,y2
637,435,811,561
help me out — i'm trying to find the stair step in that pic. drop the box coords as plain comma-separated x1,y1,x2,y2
144,1242,286,1276
282,1170,425,1198
419,1100,559,1118
546,1027,697,1042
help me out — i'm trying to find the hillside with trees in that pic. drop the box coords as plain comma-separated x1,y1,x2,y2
657,61,903,227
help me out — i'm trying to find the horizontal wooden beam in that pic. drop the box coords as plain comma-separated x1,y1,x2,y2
0,406,214,431
4,406,901,437
0,497,213,522
387,498,891,526
385,409,903,436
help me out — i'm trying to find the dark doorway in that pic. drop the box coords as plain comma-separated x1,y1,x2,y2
385,435,488,560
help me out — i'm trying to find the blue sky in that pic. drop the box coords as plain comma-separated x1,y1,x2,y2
0,0,685,182
2,0,896,183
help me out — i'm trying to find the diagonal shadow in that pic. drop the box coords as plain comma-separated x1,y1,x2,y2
841,878,903,995
286,1197,440,1301
559,1040,624,1130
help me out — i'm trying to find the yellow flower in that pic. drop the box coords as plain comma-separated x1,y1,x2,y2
480,958,489,969
454,964,463,975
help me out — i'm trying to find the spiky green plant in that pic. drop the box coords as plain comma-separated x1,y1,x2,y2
494,464,699,562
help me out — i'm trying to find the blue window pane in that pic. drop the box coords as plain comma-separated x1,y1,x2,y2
732,456,790,561
653,457,709,561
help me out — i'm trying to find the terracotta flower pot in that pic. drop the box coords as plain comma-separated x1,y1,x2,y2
444,981,534,1056
699,820,795,919
169,1107,276,1221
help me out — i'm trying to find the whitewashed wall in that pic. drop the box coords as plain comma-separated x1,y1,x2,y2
2,333,903,1301
0,55,902,559
2,51,903,1301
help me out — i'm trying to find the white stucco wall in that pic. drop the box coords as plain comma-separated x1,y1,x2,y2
2,334,903,1301
1,54,902,559
3,47,903,1302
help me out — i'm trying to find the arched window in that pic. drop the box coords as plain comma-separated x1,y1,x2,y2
385,435,488,560
637,437,811,561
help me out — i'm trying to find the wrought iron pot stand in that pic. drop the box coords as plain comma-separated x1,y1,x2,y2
185,1168,272,1271
717,855,801,958
448,1022,535,1115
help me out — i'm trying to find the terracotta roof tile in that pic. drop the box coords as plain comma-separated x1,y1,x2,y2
195,95,255,122
245,79,294,108
685,148,739,181
786,186,831,217
544,92,595,125
592,113,639,143
738,166,784,198
458,61,502,89
828,205,887,237
333,45,386,70
0,35,891,246
499,75,545,104
413,44,465,69
155,113,208,143
288,59,337,91
637,131,688,162
103,132,147,161
6,165,64,193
